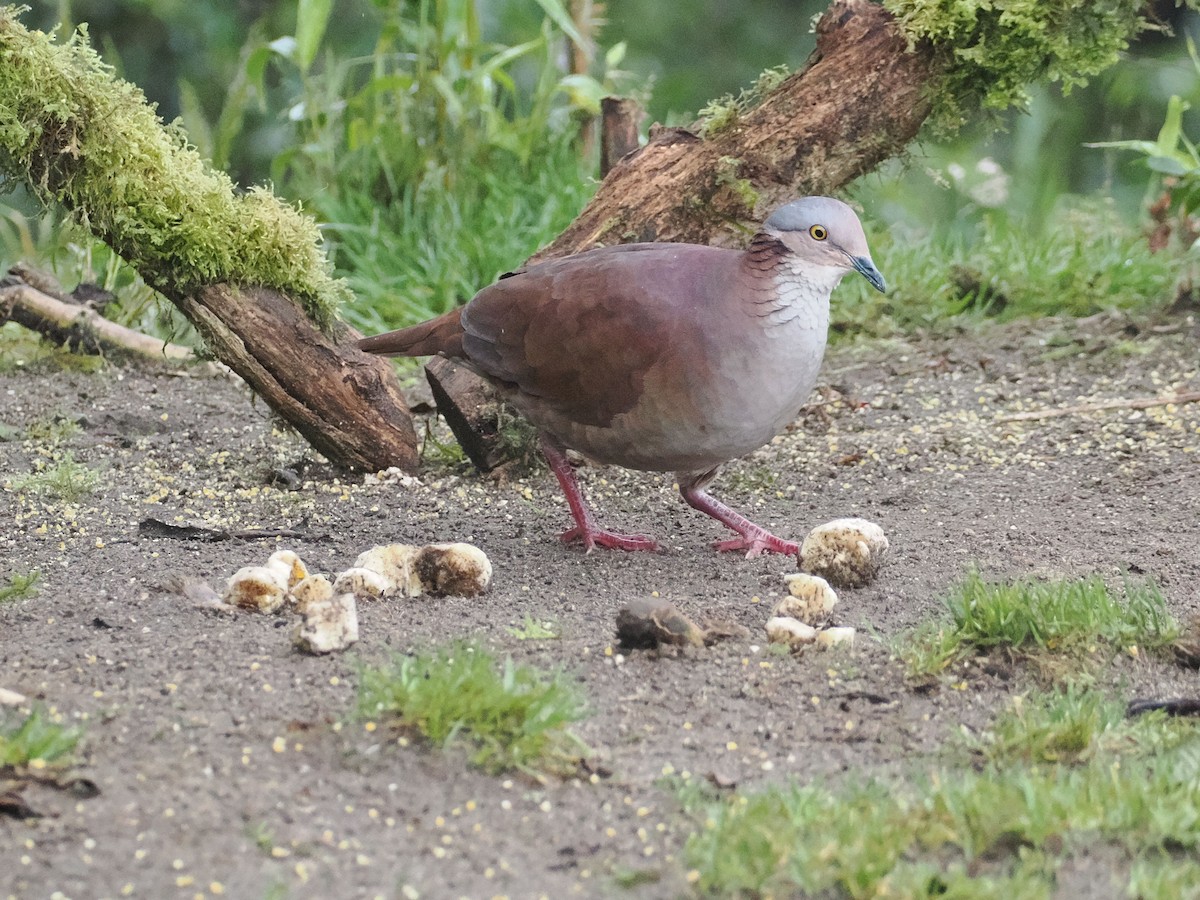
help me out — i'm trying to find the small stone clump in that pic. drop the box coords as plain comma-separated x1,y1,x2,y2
800,518,889,588
351,543,492,598
218,542,493,655
764,572,855,651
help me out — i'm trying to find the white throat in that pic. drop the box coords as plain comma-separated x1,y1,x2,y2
764,257,842,331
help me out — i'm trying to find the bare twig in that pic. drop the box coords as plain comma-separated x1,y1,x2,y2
996,391,1200,423
137,517,330,543
0,275,195,361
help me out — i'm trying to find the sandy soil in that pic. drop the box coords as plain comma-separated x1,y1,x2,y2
2,311,1198,899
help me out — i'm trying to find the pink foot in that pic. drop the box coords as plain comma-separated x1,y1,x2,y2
680,482,800,559
541,435,659,554
559,525,659,553
712,529,799,558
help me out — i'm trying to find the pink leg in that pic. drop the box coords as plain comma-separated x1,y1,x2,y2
540,437,658,552
679,480,799,559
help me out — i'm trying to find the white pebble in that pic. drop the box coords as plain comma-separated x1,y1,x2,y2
414,543,492,597
332,567,391,601
816,626,856,650
290,574,333,614
775,573,839,624
801,518,889,588
353,544,423,597
265,549,308,590
765,617,817,648
293,593,359,654
224,566,287,614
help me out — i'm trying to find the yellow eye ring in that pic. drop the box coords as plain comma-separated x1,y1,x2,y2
809,224,828,241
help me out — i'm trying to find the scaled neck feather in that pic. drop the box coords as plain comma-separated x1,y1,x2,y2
743,232,838,330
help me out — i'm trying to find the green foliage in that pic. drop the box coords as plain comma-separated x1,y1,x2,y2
0,6,348,327
899,570,1178,678
0,706,83,768
11,451,100,501
24,412,80,446
355,641,588,776
1087,39,1200,224
1129,857,1200,900
505,614,561,641
883,0,1186,132
697,64,790,136
680,716,1200,897
944,571,1175,653
967,686,1191,765
320,138,594,332
0,569,40,603
835,198,1184,337
255,0,618,329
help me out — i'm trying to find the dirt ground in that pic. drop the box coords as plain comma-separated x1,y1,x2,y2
2,310,1199,900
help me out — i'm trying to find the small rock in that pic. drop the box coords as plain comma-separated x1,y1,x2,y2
364,467,421,488
332,567,391,601
800,518,889,588
816,626,856,650
266,550,309,591
293,593,359,654
414,543,492,597
224,566,287,614
354,544,424,597
172,576,237,612
0,687,27,706
698,619,752,645
765,616,817,648
291,574,333,614
616,598,706,649
775,573,839,624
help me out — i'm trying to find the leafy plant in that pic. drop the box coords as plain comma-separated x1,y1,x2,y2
11,452,101,502
0,570,41,603
506,614,561,641
247,0,627,331
1087,38,1200,227
965,685,1190,765
25,413,81,446
356,641,588,776
834,196,1184,338
0,707,84,768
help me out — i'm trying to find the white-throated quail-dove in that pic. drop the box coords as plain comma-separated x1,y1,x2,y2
359,196,885,557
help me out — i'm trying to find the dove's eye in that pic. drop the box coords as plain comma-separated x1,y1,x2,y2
809,225,828,241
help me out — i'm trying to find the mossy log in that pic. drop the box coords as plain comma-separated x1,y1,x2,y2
0,7,418,473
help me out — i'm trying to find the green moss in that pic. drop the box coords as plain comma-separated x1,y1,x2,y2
698,64,791,137
714,156,761,210
0,7,348,328
883,0,1194,133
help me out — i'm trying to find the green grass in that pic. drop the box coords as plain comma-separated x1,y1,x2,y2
355,641,588,776
964,685,1191,766
679,699,1200,898
505,614,561,641
24,413,81,446
11,451,101,502
0,707,84,768
898,570,1178,679
328,142,595,335
834,198,1185,339
0,570,41,603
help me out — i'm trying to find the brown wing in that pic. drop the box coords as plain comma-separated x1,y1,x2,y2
460,243,729,428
